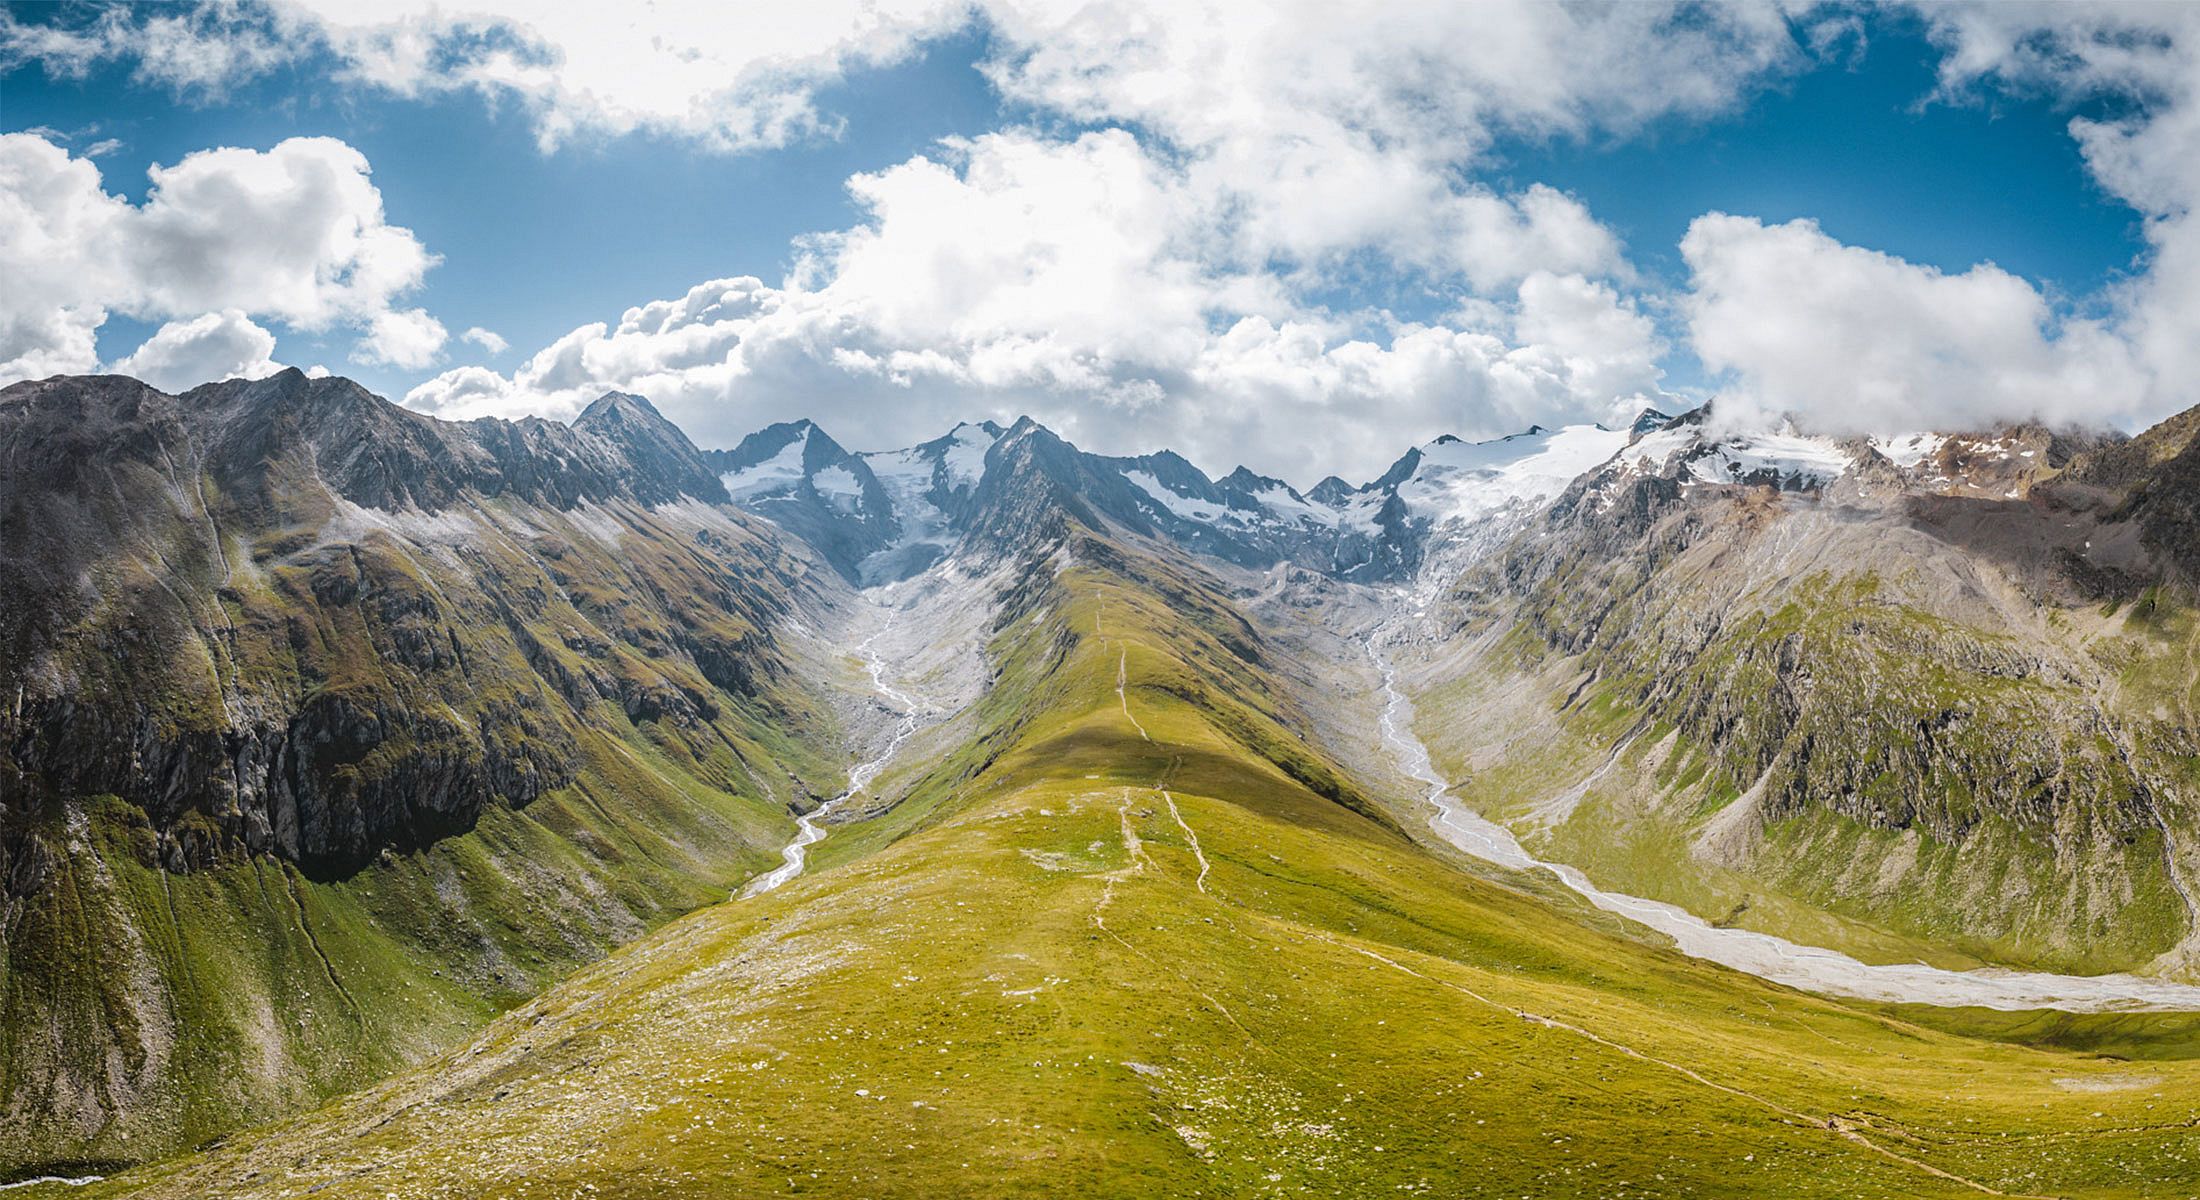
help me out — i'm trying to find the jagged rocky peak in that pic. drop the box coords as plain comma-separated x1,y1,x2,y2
569,389,730,505
710,418,877,501
903,418,1008,475
1217,465,1283,492
179,369,492,513
575,388,664,425
703,418,902,582
1306,476,1355,506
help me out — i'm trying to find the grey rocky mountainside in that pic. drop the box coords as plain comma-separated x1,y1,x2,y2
2,372,772,871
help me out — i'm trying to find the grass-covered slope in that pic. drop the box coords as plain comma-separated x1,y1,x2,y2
79,535,2200,1199
0,376,853,1178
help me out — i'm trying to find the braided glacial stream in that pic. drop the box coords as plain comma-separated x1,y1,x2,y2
743,614,928,899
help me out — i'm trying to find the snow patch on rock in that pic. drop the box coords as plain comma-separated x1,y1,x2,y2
722,426,810,499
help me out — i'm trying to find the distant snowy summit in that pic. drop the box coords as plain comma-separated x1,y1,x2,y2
706,410,1675,584
1584,405,2095,514
705,419,1004,582
705,403,2117,587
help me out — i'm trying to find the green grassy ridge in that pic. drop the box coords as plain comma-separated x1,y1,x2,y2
809,537,1389,880
72,537,2200,1198
1,486,856,1178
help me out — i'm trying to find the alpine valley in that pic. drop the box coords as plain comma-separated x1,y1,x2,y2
7,367,2200,1199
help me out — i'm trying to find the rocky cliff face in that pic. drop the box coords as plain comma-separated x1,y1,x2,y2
0,372,849,1177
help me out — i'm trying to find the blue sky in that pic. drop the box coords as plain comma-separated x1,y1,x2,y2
4,22,1016,394
1501,20,2142,304
2,2,2193,483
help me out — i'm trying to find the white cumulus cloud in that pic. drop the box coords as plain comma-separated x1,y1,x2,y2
0,1,971,153
1917,2,2200,430
461,326,508,355
979,0,1797,286
354,307,449,369
1678,5,2200,437
303,0,971,152
0,132,439,386
110,309,284,392
1680,214,2146,436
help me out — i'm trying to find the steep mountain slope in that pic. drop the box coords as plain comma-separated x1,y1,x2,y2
77,493,2200,1200
1405,405,2200,978
0,373,855,1178
2048,401,2200,584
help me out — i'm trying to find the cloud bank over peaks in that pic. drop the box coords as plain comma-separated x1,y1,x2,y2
1681,214,2149,438
402,128,1673,484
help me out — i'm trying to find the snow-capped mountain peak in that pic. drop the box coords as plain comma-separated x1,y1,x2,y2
704,410,1676,585
1394,422,1640,529
705,405,2112,588
1587,406,2096,516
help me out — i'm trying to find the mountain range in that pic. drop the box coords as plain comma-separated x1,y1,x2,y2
4,368,2199,1197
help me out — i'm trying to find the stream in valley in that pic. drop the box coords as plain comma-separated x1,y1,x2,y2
743,614,928,898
